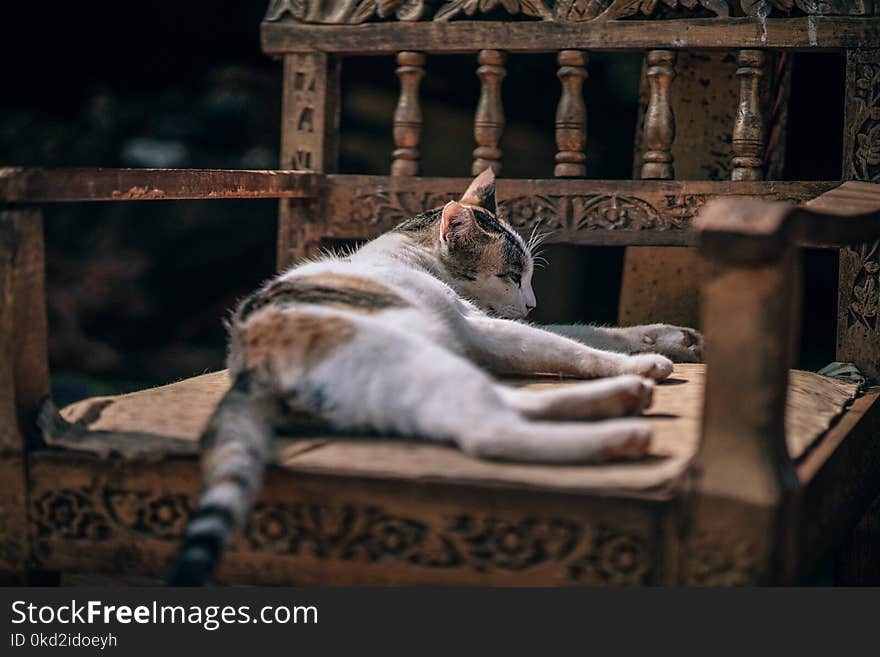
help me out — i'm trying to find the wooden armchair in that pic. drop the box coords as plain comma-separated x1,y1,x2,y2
2,2,880,585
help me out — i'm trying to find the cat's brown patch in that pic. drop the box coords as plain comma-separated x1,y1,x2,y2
241,309,356,373
240,273,407,319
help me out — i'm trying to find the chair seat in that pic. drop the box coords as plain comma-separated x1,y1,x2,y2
59,364,860,500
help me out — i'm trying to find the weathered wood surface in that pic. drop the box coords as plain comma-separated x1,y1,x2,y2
0,168,321,203
798,391,880,580
838,49,880,380
0,210,45,578
278,52,341,268
731,50,767,182
317,176,834,248
56,365,858,497
7,211,49,448
262,17,880,54
692,205,802,584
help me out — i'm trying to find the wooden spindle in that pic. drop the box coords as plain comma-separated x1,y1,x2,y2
391,51,425,177
732,49,766,182
640,50,677,180
472,50,506,175
554,50,588,178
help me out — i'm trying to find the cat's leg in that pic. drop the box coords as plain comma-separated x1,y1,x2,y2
302,316,651,462
543,323,703,363
462,315,674,381
494,375,654,421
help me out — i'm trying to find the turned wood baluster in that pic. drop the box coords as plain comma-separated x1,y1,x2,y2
640,50,677,180
732,49,766,182
391,51,425,177
555,50,588,178
472,50,506,175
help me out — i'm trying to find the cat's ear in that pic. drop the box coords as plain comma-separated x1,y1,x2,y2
440,201,480,248
460,168,497,214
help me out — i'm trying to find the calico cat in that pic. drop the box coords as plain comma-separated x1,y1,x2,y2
168,169,703,585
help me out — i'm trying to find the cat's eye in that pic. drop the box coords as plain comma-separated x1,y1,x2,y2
498,273,521,287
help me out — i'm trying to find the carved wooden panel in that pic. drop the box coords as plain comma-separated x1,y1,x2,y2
263,0,871,24
323,175,834,245
839,49,880,380
27,456,669,586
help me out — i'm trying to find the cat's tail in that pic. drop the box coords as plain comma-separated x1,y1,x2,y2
167,370,275,586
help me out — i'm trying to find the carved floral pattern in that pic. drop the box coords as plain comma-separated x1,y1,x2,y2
350,190,454,227
843,240,880,332
349,189,704,236
263,0,869,23
850,63,880,183
501,195,566,230
683,532,759,586
30,485,653,584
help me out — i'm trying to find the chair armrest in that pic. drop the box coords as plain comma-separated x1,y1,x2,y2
0,168,322,203
680,184,880,584
698,181,880,262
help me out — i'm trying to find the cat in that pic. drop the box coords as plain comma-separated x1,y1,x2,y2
168,168,703,585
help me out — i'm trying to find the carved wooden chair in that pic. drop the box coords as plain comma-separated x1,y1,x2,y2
2,2,880,585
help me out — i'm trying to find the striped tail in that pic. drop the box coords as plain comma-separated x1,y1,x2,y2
167,371,274,586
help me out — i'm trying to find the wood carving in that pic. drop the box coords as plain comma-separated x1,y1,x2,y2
839,51,880,380
434,0,553,21
850,62,880,183
472,50,506,175
682,531,759,586
732,50,766,182
350,188,703,233
502,194,567,230
554,50,588,178
265,0,872,25
640,50,676,180
842,241,880,333
31,483,654,585
392,51,426,176
263,0,869,23
350,190,458,227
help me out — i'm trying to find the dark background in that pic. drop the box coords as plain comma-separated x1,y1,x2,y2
1,2,844,404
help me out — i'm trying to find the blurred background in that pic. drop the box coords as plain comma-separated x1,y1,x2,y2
1,2,844,404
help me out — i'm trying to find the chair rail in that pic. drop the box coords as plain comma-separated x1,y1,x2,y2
261,17,880,54
0,168,323,204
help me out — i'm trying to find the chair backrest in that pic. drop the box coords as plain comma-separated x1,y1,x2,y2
261,4,880,380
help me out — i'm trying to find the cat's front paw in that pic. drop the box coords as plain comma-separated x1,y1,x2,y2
629,324,703,363
617,354,673,382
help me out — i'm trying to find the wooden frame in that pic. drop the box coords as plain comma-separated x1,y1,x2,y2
2,3,880,585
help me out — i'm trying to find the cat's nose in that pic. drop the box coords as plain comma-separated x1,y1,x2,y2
525,303,536,314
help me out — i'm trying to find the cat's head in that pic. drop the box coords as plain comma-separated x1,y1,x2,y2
437,169,536,319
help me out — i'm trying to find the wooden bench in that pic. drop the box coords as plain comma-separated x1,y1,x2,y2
2,2,880,585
